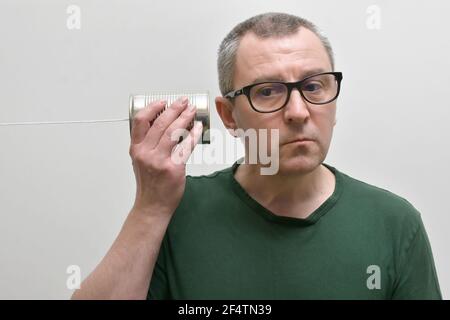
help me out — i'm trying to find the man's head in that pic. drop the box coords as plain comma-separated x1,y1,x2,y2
215,12,341,175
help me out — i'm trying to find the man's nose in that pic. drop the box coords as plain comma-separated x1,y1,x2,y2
283,88,310,124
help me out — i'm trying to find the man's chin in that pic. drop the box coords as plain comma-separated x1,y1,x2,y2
275,155,321,176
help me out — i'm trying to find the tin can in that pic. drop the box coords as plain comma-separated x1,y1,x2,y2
129,92,210,144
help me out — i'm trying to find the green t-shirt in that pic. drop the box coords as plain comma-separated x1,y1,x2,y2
148,160,442,299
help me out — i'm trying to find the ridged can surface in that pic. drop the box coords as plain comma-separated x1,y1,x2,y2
129,92,210,144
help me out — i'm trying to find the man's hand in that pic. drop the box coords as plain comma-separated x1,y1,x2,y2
129,96,203,215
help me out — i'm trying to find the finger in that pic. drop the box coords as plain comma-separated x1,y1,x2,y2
131,100,168,145
143,97,189,149
157,103,197,156
171,121,203,165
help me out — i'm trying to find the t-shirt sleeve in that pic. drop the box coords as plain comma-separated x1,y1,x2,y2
147,235,171,300
391,213,442,300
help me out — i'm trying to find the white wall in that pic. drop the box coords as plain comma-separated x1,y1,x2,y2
0,0,448,299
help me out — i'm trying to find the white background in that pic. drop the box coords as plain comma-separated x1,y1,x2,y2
0,0,448,299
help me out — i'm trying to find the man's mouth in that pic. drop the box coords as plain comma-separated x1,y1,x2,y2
283,137,314,145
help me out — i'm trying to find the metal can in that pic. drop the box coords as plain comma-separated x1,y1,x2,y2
129,92,210,144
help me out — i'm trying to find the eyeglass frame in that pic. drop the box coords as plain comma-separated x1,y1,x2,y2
224,71,343,113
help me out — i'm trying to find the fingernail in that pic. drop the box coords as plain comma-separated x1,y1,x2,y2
188,103,196,111
181,97,189,105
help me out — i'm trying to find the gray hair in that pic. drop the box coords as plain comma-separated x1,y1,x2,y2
217,12,335,96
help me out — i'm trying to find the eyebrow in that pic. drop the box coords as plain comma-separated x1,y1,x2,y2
250,68,328,85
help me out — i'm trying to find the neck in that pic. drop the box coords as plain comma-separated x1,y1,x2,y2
234,160,335,219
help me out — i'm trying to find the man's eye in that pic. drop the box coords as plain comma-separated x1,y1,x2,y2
258,87,274,96
256,85,283,97
302,83,322,92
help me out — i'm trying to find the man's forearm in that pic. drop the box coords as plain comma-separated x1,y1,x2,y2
71,207,172,300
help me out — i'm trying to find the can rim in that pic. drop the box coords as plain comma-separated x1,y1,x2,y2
128,94,134,135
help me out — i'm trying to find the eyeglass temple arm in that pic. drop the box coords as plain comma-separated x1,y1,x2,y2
225,88,243,99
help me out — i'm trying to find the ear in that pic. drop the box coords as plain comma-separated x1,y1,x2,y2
215,96,238,136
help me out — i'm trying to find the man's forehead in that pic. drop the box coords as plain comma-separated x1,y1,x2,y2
234,28,331,84
249,67,328,84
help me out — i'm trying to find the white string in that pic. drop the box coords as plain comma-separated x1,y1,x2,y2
0,118,129,126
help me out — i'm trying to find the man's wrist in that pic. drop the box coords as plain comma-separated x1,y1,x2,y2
129,204,173,225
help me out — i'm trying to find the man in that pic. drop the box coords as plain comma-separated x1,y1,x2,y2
72,12,442,300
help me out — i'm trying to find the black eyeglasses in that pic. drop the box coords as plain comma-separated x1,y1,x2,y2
224,71,343,113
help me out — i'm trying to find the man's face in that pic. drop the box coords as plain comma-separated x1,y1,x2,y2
216,27,337,175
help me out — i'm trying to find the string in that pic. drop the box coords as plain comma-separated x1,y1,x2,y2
0,118,129,126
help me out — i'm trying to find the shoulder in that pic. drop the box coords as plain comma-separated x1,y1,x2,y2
338,168,423,233
168,165,235,226
184,165,233,194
